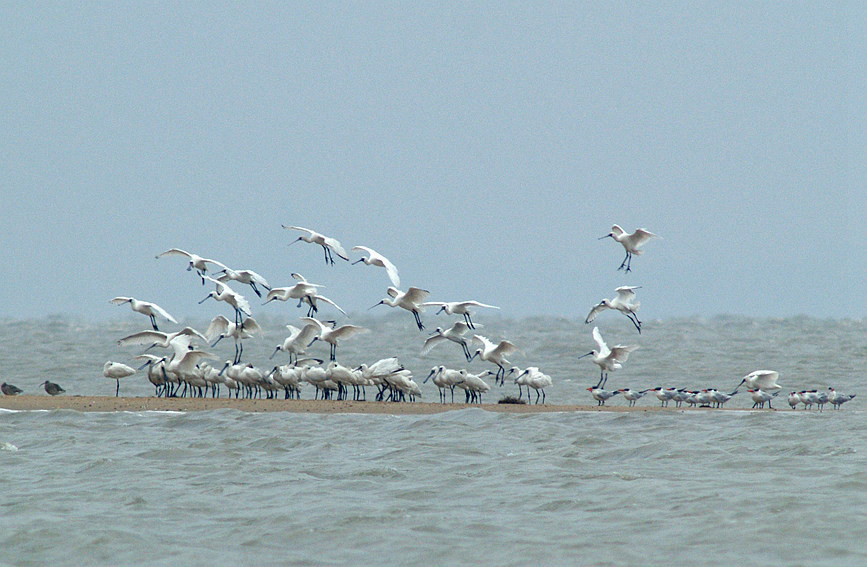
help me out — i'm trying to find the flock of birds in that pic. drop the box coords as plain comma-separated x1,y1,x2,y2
0,223,857,410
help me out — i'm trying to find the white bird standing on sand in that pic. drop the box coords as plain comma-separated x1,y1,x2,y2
421,321,473,361
421,300,500,330
649,387,677,407
371,287,430,330
736,370,782,392
205,315,262,364
828,387,856,409
199,276,252,325
351,246,400,287
155,248,228,284
103,361,136,397
301,317,368,361
749,389,779,409
585,286,642,333
787,391,802,409
283,225,349,265
587,386,620,406
618,388,649,407
216,267,271,298
517,367,553,404
578,327,639,389
599,225,658,272
469,335,518,384
110,297,178,331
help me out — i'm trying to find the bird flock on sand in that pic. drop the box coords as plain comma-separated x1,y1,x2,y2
0,224,855,411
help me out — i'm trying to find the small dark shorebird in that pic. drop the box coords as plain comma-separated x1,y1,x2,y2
40,380,65,396
1,382,23,396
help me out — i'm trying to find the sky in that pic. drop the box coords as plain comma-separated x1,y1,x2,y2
1,2,863,322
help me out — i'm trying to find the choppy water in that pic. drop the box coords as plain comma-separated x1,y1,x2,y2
1,315,865,565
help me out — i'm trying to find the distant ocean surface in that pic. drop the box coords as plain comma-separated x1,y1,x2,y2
1,315,865,566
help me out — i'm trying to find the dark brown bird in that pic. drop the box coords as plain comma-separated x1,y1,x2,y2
40,380,65,396
1,382,23,396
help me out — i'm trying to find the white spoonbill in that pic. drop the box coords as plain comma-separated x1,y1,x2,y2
155,248,227,284
216,267,271,298
421,321,473,361
103,361,136,397
301,317,368,361
578,327,639,389
205,315,262,364
600,225,658,272
469,335,518,384
736,370,781,392
199,276,252,325
117,327,208,351
351,246,400,287
110,297,178,331
270,323,320,363
371,286,430,330
517,367,553,404
421,300,499,330
283,225,349,265
584,286,642,333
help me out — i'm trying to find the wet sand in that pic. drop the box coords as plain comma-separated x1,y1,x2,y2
0,395,764,414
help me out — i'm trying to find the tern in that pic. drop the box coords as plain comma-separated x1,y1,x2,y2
748,389,779,409
110,297,178,331
828,388,856,409
585,286,642,333
578,327,639,389
600,225,658,272
587,387,620,406
283,225,349,265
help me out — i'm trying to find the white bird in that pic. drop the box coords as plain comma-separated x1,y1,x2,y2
454,370,491,404
155,248,228,284
133,354,167,396
262,274,345,317
618,388,649,407
828,387,856,410
736,370,781,392
425,366,464,403
649,387,676,407
110,297,178,331
103,361,136,397
709,389,738,408
584,286,642,333
351,245,400,287
420,321,473,361
578,327,639,389
517,367,553,404
469,335,518,384
587,387,620,406
371,286,430,330
421,300,499,330
749,389,779,409
301,317,368,361
787,391,802,409
270,323,320,363
216,267,271,298
199,276,252,325
283,225,349,265
798,390,820,410
205,315,262,364
117,327,208,351
599,225,658,272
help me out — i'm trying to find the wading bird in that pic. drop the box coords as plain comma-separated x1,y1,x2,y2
600,225,658,272
110,297,178,331
421,300,499,330
421,321,474,361
736,370,781,392
1,382,23,396
469,335,518,384
40,380,65,396
199,276,252,325
283,225,349,265
351,246,400,287
301,317,368,361
156,248,227,284
585,286,642,333
578,327,639,389
371,287,430,330
103,361,136,397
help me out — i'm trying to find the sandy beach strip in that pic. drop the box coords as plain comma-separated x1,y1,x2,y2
0,395,769,414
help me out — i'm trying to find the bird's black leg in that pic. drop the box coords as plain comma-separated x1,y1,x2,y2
150,315,159,331
626,312,642,333
414,311,424,330
464,313,474,329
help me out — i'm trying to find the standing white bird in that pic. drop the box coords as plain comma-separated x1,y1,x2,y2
420,321,474,361
301,317,368,361
587,387,620,406
155,248,228,284
828,388,856,409
736,370,782,392
283,225,349,265
618,388,649,407
584,286,642,333
787,391,802,409
199,276,252,325
215,267,271,298
371,286,430,330
749,389,779,409
421,300,500,330
599,225,658,272
110,297,178,331
517,367,553,404
578,327,639,389
351,246,400,287
103,361,136,397
469,335,518,384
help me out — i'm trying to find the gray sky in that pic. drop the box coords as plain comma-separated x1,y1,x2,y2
2,3,863,321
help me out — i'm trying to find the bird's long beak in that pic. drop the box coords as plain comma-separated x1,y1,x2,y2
577,352,593,359
137,360,152,370
198,295,211,304
598,234,612,240
368,301,383,310
269,347,280,360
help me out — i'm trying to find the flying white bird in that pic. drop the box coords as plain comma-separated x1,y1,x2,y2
155,248,228,284
420,321,474,361
469,335,518,384
215,267,271,298
736,370,781,392
283,225,349,265
599,225,658,272
109,297,178,331
199,276,252,325
371,286,430,330
103,361,136,397
351,246,400,287
421,300,499,329
264,279,346,317
578,327,639,389
117,327,208,351
301,317,368,361
584,286,642,333
205,315,262,364
269,323,320,363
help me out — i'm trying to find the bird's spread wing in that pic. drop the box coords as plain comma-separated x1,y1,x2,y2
332,325,368,340
404,287,430,305
383,258,400,288
614,286,639,301
283,225,312,235
449,321,471,335
240,317,262,336
351,245,373,257
205,315,231,341
109,297,132,305
585,302,607,324
461,301,499,310
156,248,191,260
149,302,178,323
323,236,349,260
117,330,168,347
630,229,657,250
591,327,608,354
294,324,320,346
610,344,639,363
492,340,518,358
420,335,448,355
312,294,347,316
